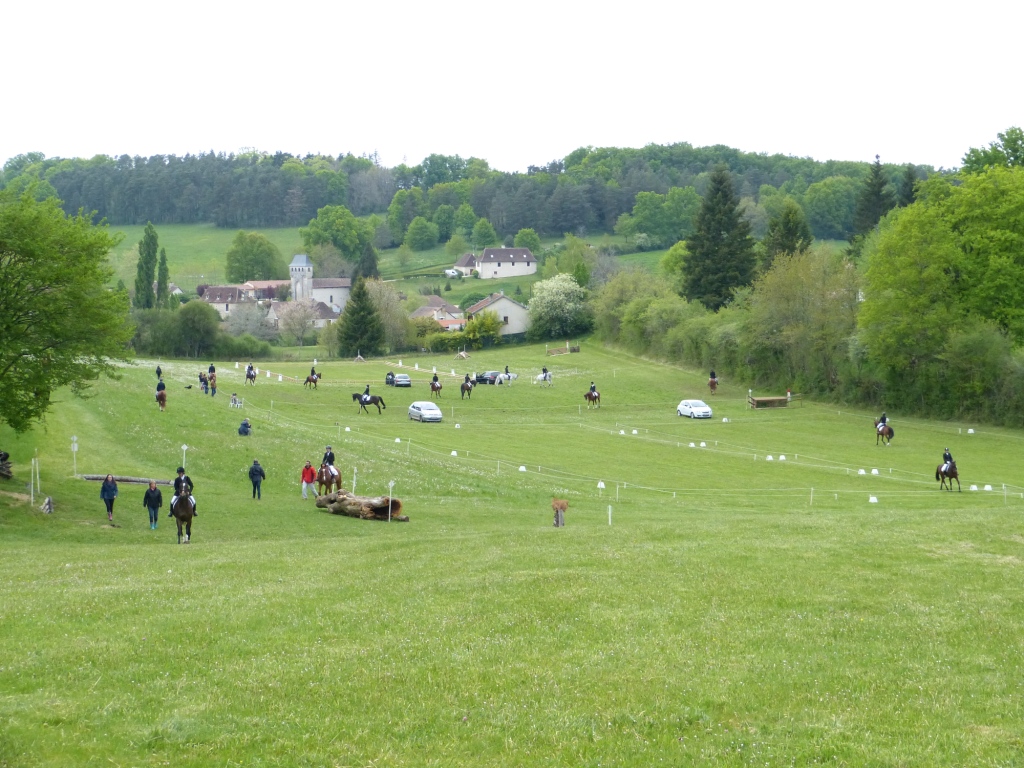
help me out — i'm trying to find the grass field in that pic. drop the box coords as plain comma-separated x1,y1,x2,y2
3,345,1024,766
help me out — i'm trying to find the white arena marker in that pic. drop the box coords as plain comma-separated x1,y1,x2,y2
968,428,975,434
451,369,456,375
619,430,625,435
700,441,706,447
266,370,270,377
984,484,993,491
722,417,729,423
414,363,419,370
278,375,283,381
858,469,867,475
689,442,696,448
632,429,638,435
235,362,239,368
451,451,458,457
779,455,786,461
455,424,460,429
519,466,526,472
766,455,774,461
869,496,878,503
871,468,879,475
432,366,436,373
395,438,401,443
344,427,350,432
970,485,978,491
398,360,402,366
255,367,259,374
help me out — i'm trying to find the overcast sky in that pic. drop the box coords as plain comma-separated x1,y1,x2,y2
4,0,1020,173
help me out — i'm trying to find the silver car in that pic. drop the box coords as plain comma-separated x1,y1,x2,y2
677,399,713,418
408,401,443,422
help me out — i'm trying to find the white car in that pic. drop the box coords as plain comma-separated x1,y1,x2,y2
677,399,713,418
408,401,443,422
444,269,460,278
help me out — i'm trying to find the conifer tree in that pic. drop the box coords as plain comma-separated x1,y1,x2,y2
761,198,813,270
156,247,170,308
353,241,380,281
854,155,896,234
897,164,918,207
681,167,754,310
132,222,159,309
336,278,384,356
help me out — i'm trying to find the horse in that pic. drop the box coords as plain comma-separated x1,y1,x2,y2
708,377,718,395
352,393,386,414
430,381,442,399
534,372,553,387
584,390,601,409
304,373,321,389
461,381,474,399
496,372,517,386
245,369,257,386
936,461,960,492
552,498,568,527
874,419,894,446
156,390,167,411
171,494,195,544
317,464,341,496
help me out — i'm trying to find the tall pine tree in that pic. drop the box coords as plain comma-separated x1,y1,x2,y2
681,167,754,310
336,278,384,356
897,164,918,207
761,198,813,270
132,222,159,309
156,247,170,308
854,156,896,234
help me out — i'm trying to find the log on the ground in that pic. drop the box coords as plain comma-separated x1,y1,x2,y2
82,474,172,485
315,489,407,521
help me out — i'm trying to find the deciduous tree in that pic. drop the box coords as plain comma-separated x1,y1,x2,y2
0,190,134,431
472,218,499,249
961,126,1024,173
404,216,440,251
453,203,477,236
513,227,541,253
363,278,409,353
277,298,319,346
175,300,221,359
225,231,285,283
433,204,455,242
301,205,374,262
527,273,593,340
761,198,813,269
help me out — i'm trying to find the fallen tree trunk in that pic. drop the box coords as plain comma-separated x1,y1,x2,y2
315,489,407,521
82,474,172,485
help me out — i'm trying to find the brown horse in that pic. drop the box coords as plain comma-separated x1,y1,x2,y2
936,461,960,492
874,419,894,446
156,390,167,411
304,373,321,389
552,498,568,527
708,377,718,395
584,390,601,409
171,494,195,544
317,464,341,496
352,393,386,414
245,369,257,386
461,381,474,400
430,381,442,399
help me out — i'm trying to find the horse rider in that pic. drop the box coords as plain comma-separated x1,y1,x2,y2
155,377,165,401
310,365,317,379
710,369,717,383
542,366,549,381
504,366,509,375
362,384,371,403
246,363,254,377
464,373,472,386
208,363,216,375
941,448,954,475
238,418,252,436
877,411,888,434
589,381,597,397
432,373,439,386
169,467,196,517
322,445,339,479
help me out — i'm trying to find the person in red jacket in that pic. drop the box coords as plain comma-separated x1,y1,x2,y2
301,461,316,499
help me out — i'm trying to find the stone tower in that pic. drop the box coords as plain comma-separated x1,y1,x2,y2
289,254,313,301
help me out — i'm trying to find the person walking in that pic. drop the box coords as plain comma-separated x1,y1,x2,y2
156,364,162,379
208,363,216,375
249,459,266,500
100,474,118,522
301,461,316,499
143,480,163,529
209,371,217,397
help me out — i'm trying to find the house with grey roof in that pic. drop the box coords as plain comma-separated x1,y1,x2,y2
464,291,530,335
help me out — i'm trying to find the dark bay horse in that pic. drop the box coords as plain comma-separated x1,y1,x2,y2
584,390,601,409
156,390,167,411
352,393,386,414
937,461,960,491
461,381,474,400
304,373,321,389
172,494,195,544
430,381,442,399
708,377,718,395
874,419,894,446
317,464,341,496
245,369,257,386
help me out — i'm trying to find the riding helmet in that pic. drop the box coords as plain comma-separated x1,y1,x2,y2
177,467,185,473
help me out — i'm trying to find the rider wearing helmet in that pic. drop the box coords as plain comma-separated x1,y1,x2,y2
877,411,888,434
169,467,195,517
942,448,954,474
362,384,370,403
322,446,338,478
589,381,597,396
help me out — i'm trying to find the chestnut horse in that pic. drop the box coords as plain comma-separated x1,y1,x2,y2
430,381,442,399
584,391,601,409
936,461,960,492
352,393,386,414
874,419,894,446
461,381,474,399
304,373,321,389
156,390,167,411
171,494,195,544
317,464,341,496
708,377,718,395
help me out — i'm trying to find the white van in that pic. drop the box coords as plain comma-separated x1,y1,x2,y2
444,269,460,278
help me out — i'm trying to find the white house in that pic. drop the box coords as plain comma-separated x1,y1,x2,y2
289,254,351,312
199,285,256,319
464,292,530,335
265,299,339,330
452,248,536,280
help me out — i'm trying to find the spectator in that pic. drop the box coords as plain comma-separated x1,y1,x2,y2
249,460,266,500
143,481,162,530
301,461,316,499
100,474,118,522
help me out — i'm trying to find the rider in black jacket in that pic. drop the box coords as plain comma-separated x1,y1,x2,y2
169,467,195,517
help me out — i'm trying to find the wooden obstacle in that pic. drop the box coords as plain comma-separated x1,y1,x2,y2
83,474,172,485
315,489,407,521
748,393,802,409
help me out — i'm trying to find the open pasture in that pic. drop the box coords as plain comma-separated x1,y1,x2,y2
2,345,1024,766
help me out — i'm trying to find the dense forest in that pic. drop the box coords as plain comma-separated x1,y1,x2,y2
0,144,931,242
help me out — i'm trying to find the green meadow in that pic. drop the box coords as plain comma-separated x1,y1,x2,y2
2,344,1024,766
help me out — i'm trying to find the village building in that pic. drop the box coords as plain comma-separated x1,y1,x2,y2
242,279,291,300
452,248,536,280
464,292,530,336
199,285,257,319
288,255,351,311
265,299,339,330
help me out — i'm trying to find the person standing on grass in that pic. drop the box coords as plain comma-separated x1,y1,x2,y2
100,474,118,522
301,461,316,499
249,459,266,500
156,364,162,379
209,371,217,397
208,363,216,376
143,481,162,529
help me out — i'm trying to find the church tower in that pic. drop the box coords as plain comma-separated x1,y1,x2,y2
289,254,313,301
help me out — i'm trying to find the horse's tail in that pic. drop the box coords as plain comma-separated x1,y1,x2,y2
936,466,942,481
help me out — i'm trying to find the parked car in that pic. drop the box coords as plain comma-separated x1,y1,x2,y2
475,370,501,385
444,268,460,278
408,401,443,422
393,373,412,387
677,399,713,418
